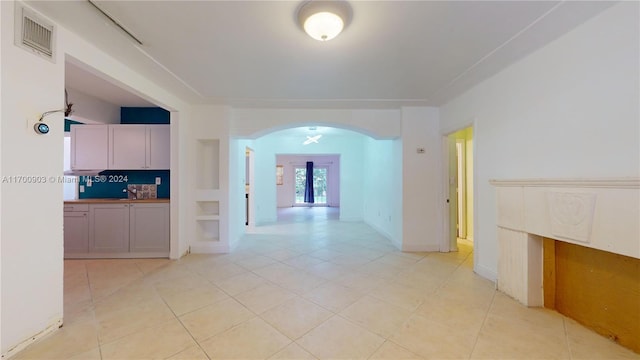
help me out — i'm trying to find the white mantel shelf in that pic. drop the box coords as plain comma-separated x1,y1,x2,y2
490,177,640,306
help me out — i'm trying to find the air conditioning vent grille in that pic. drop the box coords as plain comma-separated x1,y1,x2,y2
22,15,53,58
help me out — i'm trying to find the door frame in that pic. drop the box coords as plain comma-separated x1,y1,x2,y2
441,122,476,255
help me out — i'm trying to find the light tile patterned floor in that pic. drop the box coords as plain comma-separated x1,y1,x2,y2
14,207,639,359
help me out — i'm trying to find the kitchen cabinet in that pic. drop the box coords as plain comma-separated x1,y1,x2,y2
66,200,170,258
70,125,109,170
63,204,89,254
129,203,170,252
89,203,130,253
148,125,171,169
109,124,170,170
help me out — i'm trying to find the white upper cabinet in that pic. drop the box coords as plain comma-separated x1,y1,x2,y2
147,125,170,169
110,125,147,169
70,125,109,170
110,124,170,170
71,124,170,170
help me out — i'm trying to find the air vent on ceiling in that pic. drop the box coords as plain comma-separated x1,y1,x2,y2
15,5,56,62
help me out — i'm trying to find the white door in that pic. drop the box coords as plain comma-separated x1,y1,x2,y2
448,134,459,251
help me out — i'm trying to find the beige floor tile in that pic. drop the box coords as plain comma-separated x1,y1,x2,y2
166,345,210,359
235,283,297,314
336,272,385,292
305,261,348,280
200,317,291,359
153,274,211,296
340,295,412,338
263,248,303,261
64,298,96,325
370,341,424,359
67,347,102,360
470,313,570,359
12,320,99,360
100,319,196,360
489,292,565,330
214,271,268,295
283,254,326,269
261,296,333,339
134,258,172,274
269,342,317,359
415,295,488,336
96,297,175,344
297,315,385,359
369,282,426,312
390,314,475,359
304,282,364,312
93,281,160,317
234,254,278,270
192,261,248,282
564,318,639,359
271,272,327,295
179,298,254,341
161,284,229,315
253,263,301,283
377,253,420,269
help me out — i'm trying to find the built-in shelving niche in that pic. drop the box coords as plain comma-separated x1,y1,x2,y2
196,139,219,190
194,139,221,244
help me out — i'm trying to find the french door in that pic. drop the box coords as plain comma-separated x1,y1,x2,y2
294,166,328,206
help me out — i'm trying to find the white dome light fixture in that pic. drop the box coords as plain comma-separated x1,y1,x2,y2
298,1,352,42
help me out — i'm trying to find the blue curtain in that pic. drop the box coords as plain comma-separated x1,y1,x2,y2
304,161,314,203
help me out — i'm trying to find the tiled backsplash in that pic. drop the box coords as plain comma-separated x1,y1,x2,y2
127,184,157,199
78,170,169,199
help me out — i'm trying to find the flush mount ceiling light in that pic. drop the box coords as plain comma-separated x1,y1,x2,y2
303,135,322,145
297,1,352,41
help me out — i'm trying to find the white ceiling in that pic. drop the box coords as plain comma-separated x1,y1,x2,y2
29,1,613,109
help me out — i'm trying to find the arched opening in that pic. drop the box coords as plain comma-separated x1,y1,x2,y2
229,123,402,249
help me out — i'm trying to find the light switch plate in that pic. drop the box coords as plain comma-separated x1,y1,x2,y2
79,185,85,193
155,177,161,185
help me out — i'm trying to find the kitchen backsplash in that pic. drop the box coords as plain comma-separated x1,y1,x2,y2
78,170,169,199
127,184,157,199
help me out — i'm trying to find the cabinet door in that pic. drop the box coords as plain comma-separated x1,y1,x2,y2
129,203,169,253
147,125,170,169
70,125,108,170
64,212,89,254
89,204,130,253
109,125,147,169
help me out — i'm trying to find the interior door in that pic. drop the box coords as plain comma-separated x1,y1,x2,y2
448,134,459,251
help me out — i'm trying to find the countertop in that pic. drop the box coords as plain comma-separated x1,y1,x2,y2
64,198,170,204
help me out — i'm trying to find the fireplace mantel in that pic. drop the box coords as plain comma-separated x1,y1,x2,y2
490,178,639,306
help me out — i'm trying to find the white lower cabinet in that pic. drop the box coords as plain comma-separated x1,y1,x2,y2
64,204,89,254
65,201,169,258
129,203,170,253
89,204,130,253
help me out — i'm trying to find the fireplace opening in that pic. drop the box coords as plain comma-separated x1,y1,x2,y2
543,238,640,353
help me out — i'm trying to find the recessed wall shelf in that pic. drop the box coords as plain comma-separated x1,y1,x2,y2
196,139,219,190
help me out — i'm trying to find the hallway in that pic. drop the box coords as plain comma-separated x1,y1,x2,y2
15,215,638,359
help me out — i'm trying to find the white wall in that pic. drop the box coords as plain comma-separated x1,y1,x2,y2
440,2,640,280
401,107,443,252
253,130,366,223
363,139,401,246
65,87,120,124
1,1,64,354
1,1,193,354
231,108,402,139
276,154,340,208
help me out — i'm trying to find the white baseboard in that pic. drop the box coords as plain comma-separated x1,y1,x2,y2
3,318,63,359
